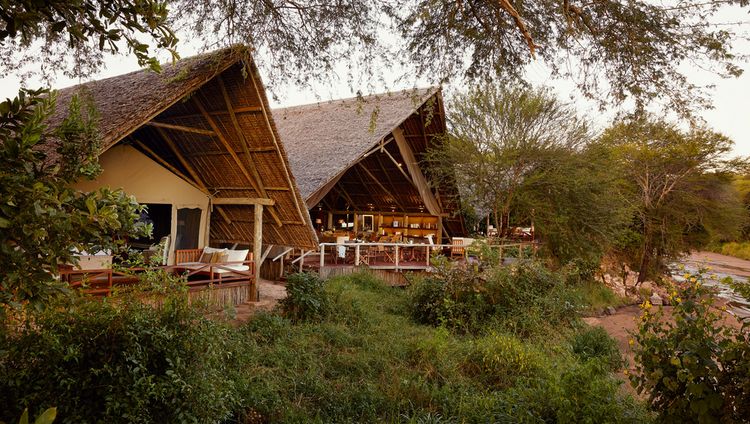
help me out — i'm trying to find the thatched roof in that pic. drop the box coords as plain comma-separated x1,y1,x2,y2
273,87,438,200
274,88,466,237
46,46,317,249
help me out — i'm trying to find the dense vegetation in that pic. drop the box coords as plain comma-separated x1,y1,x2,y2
0,267,650,423
631,273,750,422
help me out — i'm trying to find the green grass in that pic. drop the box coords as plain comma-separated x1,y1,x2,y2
573,280,628,314
1,271,648,423
234,271,649,423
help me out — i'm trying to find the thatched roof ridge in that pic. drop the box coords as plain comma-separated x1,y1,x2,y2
273,87,440,201
46,46,246,158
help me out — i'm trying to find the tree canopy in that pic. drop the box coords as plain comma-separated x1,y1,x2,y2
427,85,626,263
600,117,748,282
1,0,746,115
0,0,178,81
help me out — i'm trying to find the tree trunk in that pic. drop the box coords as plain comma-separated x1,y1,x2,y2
494,205,501,237
637,232,651,285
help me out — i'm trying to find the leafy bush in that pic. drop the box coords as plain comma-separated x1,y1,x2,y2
571,326,623,370
526,360,648,423
279,272,329,322
713,241,750,261
408,259,582,335
631,272,750,422
462,332,546,389
0,292,249,423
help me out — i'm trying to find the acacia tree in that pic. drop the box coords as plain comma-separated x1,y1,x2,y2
601,118,747,283
0,89,149,309
427,85,625,262
2,0,746,115
0,0,178,80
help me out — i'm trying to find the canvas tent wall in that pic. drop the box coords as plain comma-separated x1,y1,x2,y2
44,46,317,274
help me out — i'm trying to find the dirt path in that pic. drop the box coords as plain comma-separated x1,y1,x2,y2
230,279,286,324
681,251,750,278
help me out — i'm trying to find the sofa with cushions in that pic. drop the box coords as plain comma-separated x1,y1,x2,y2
175,246,252,274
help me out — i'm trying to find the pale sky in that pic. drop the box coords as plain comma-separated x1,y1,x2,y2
2,16,749,158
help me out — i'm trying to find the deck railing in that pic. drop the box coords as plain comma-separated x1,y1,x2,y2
313,241,538,272
60,260,256,299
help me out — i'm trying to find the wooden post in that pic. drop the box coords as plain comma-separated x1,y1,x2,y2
499,246,504,265
252,204,263,301
395,245,400,271
319,245,325,270
355,244,361,266
425,245,430,267
519,243,524,260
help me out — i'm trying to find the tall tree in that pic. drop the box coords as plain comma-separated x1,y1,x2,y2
427,85,625,262
601,118,747,283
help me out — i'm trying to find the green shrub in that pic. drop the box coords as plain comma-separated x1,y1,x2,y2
631,272,750,422
571,326,623,370
562,257,601,285
717,241,750,261
279,272,329,323
462,332,546,389
408,260,583,335
0,292,249,423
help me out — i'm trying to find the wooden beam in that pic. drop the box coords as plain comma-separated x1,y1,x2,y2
182,146,277,158
215,205,232,225
380,143,414,185
254,204,263,287
332,183,358,210
161,106,263,121
373,153,403,203
357,163,407,211
210,186,289,191
352,165,383,204
146,121,215,136
212,197,275,206
393,127,442,216
281,220,304,225
248,71,307,225
215,77,284,227
261,245,273,263
132,139,206,194
306,172,344,209
154,127,208,192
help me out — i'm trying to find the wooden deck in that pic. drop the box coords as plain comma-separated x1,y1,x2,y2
60,260,257,307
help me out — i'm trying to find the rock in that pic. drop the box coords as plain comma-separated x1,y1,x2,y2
650,293,663,306
605,306,617,315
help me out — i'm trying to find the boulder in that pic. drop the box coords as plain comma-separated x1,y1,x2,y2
605,306,617,316
650,293,663,306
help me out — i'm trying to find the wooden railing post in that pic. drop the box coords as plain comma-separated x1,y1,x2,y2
395,245,400,271
319,245,325,270
355,244,361,266
425,245,430,267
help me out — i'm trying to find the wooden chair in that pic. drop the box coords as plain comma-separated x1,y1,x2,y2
450,238,465,259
